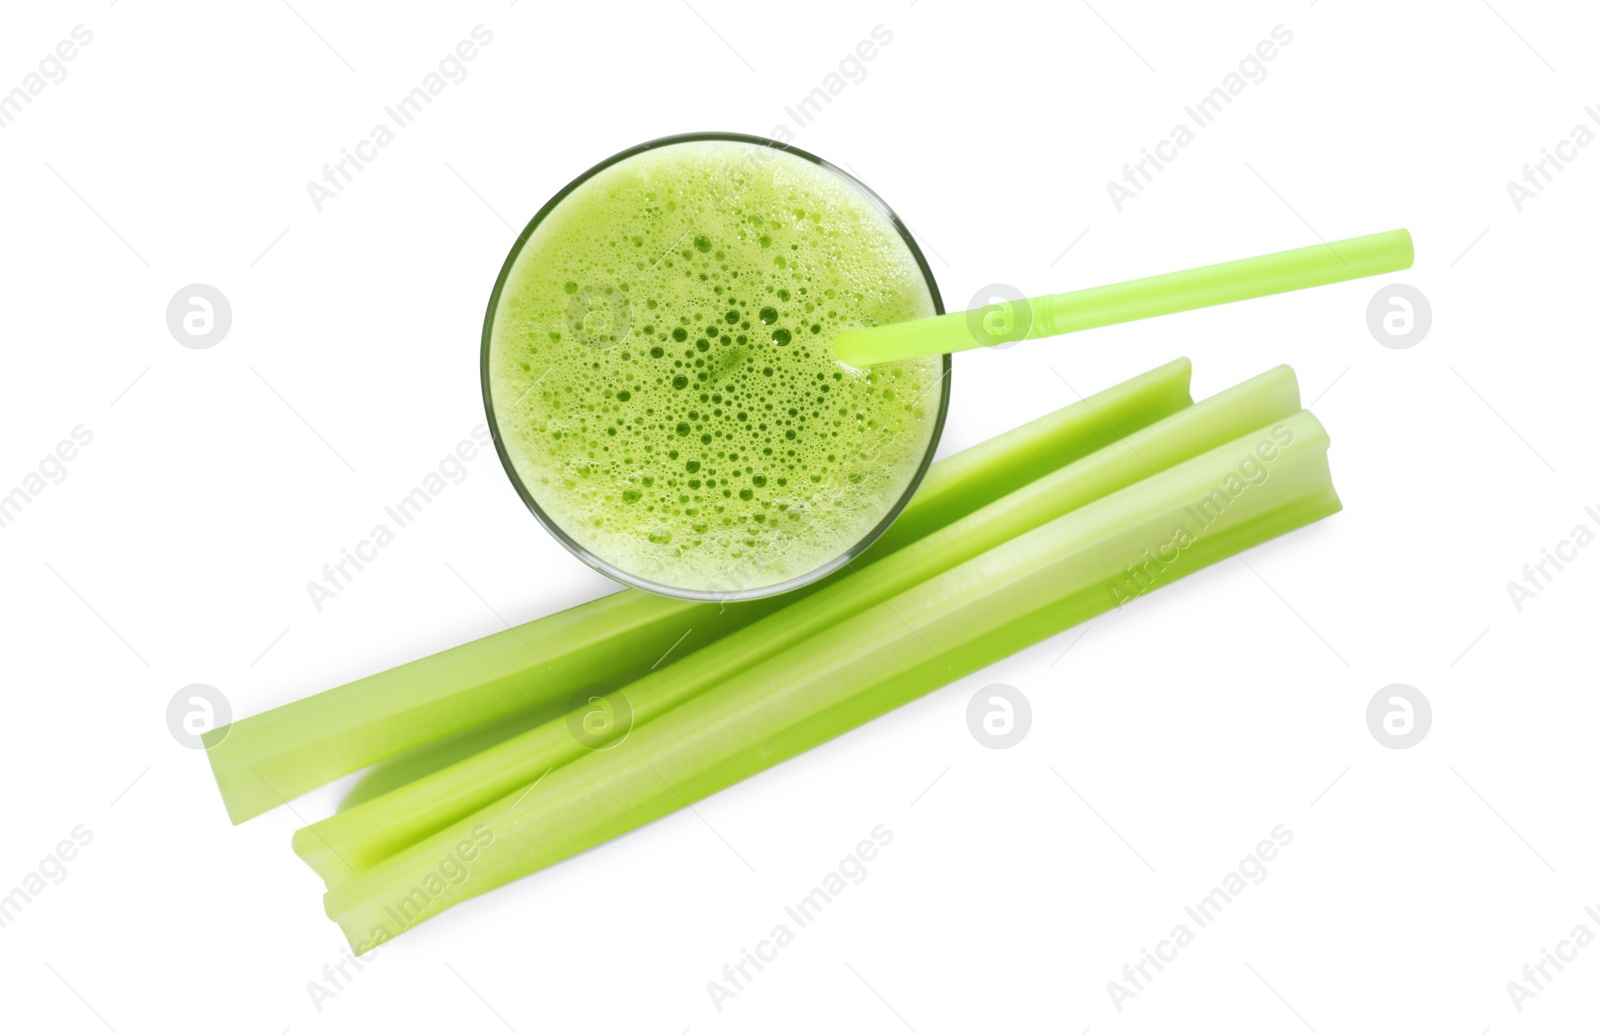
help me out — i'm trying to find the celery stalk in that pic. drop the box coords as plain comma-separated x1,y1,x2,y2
334,704,566,813
324,410,1341,951
297,365,1295,884
864,358,1194,550
208,360,1195,824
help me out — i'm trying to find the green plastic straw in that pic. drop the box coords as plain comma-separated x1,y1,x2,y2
832,228,1413,366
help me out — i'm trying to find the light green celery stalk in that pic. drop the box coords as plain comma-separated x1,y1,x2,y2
296,365,1296,884
324,409,1342,951
208,360,1195,825
335,706,563,813
862,358,1191,549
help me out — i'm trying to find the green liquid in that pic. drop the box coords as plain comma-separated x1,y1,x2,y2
487,140,943,594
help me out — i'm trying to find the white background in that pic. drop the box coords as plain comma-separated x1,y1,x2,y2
1,0,1595,1030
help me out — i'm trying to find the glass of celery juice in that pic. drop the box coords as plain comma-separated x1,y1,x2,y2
483,133,949,600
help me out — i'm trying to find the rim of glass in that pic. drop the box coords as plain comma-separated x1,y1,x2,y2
480,131,952,602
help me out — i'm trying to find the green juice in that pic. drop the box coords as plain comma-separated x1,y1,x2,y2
486,138,946,596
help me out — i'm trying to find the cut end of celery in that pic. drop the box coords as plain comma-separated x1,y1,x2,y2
204,748,283,827
293,824,363,887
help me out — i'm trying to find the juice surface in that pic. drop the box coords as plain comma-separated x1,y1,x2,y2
487,140,944,594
